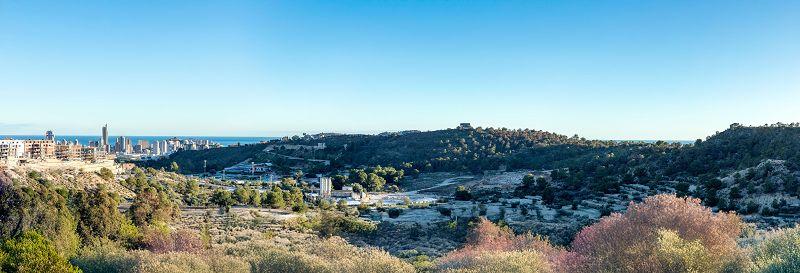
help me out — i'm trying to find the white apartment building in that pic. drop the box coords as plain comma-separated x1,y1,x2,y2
0,139,26,159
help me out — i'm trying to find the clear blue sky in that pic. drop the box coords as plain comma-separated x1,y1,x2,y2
1,1,799,139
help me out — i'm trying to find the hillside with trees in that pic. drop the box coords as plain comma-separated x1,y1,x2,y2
5,122,800,272
148,124,800,197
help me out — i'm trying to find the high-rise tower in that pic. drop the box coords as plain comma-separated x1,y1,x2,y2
101,124,109,153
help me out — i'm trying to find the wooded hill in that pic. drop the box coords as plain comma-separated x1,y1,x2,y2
146,124,800,189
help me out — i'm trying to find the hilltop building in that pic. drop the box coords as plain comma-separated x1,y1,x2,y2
457,123,473,130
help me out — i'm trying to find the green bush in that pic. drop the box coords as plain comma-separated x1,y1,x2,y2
0,231,81,273
752,226,800,273
653,229,718,272
72,241,136,273
387,208,403,218
72,188,132,244
454,186,472,201
98,168,115,182
0,183,80,257
312,212,376,237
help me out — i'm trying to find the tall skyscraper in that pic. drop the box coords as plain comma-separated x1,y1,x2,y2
151,142,161,155
115,136,126,153
125,138,132,154
45,130,54,141
101,124,109,153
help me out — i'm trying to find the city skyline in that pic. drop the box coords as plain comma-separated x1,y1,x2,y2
2,1,799,139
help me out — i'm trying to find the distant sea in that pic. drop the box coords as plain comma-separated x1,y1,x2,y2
0,135,278,147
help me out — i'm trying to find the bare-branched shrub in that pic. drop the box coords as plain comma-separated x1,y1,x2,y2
570,194,746,273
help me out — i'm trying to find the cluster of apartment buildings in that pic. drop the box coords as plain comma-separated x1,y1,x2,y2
1,124,223,163
108,136,217,158
0,138,104,162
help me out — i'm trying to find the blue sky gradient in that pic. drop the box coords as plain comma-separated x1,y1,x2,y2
1,0,799,139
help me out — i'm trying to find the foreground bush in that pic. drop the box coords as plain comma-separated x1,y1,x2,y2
438,250,550,273
752,226,800,273
232,237,414,273
72,242,246,273
0,183,80,257
570,194,746,273
436,218,559,273
75,236,412,273
0,231,81,273
141,227,204,254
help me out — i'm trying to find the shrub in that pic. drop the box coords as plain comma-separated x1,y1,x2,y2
438,250,551,273
752,226,800,272
409,255,434,272
312,212,377,237
653,229,717,272
454,186,472,201
129,186,178,227
98,168,115,181
0,183,80,257
72,188,130,244
387,208,403,218
210,189,235,211
570,194,745,273
0,231,81,273
142,227,204,254
437,218,561,272
72,241,137,273
228,237,414,273
438,207,452,217
74,246,248,273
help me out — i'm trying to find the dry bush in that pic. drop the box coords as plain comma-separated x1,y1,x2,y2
226,236,415,273
72,240,138,272
569,194,746,273
438,251,551,273
130,251,248,273
437,218,559,273
73,242,248,273
142,228,204,254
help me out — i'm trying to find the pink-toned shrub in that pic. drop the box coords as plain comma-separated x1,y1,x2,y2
570,194,745,273
437,218,563,272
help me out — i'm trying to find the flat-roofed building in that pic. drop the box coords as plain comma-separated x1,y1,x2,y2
23,140,55,159
0,139,25,159
55,143,83,160
81,147,100,161
319,177,332,198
